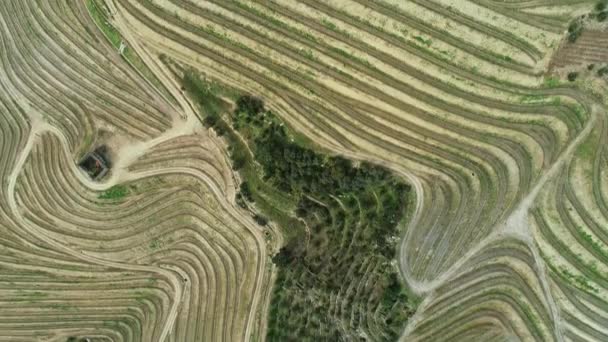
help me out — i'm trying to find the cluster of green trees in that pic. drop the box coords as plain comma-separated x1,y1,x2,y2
182,71,417,341
568,19,583,43
595,1,608,21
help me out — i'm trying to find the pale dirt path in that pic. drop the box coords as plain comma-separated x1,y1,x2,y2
400,104,600,341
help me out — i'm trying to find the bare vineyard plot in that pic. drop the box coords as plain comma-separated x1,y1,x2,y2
550,30,608,70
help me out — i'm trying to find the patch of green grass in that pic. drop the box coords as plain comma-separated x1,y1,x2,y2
85,0,120,48
149,239,161,250
578,227,608,259
543,76,560,88
321,18,351,37
321,18,338,31
99,185,129,200
576,133,596,162
413,35,432,47
519,94,548,104
298,48,315,61
560,266,597,293
49,303,73,311
182,69,235,119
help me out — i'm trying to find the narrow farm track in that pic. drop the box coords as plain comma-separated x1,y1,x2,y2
0,0,606,341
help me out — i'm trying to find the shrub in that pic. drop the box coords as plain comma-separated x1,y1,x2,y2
568,29,582,43
597,11,607,22
235,95,264,115
588,64,595,71
568,21,580,33
272,244,301,267
598,66,608,77
253,214,268,226
202,113,218,128
567,21,583,43
567,72,579,82
236,193,247,208
230,149,247,170
239,182,253,201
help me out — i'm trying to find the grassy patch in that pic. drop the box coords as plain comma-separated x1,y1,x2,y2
85,0,120,48
183,70,417,341
519,94,549,104
321,18,351,37
413,35,432,47
149,239,161,250
560,266,597,293
576,133,596,163
99,185,129,200
543,76,560,88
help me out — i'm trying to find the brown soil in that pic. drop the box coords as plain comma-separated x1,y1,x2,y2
550,30,608,70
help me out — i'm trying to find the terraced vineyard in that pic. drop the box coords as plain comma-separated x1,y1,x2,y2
1,0,608,341
551,30,608,70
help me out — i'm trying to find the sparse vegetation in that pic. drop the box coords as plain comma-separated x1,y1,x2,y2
544,76,560,87
98,185,129,200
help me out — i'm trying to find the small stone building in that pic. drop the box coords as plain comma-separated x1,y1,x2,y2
78,146,111,180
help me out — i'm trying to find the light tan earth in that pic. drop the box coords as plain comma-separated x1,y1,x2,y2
1,0,608,341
